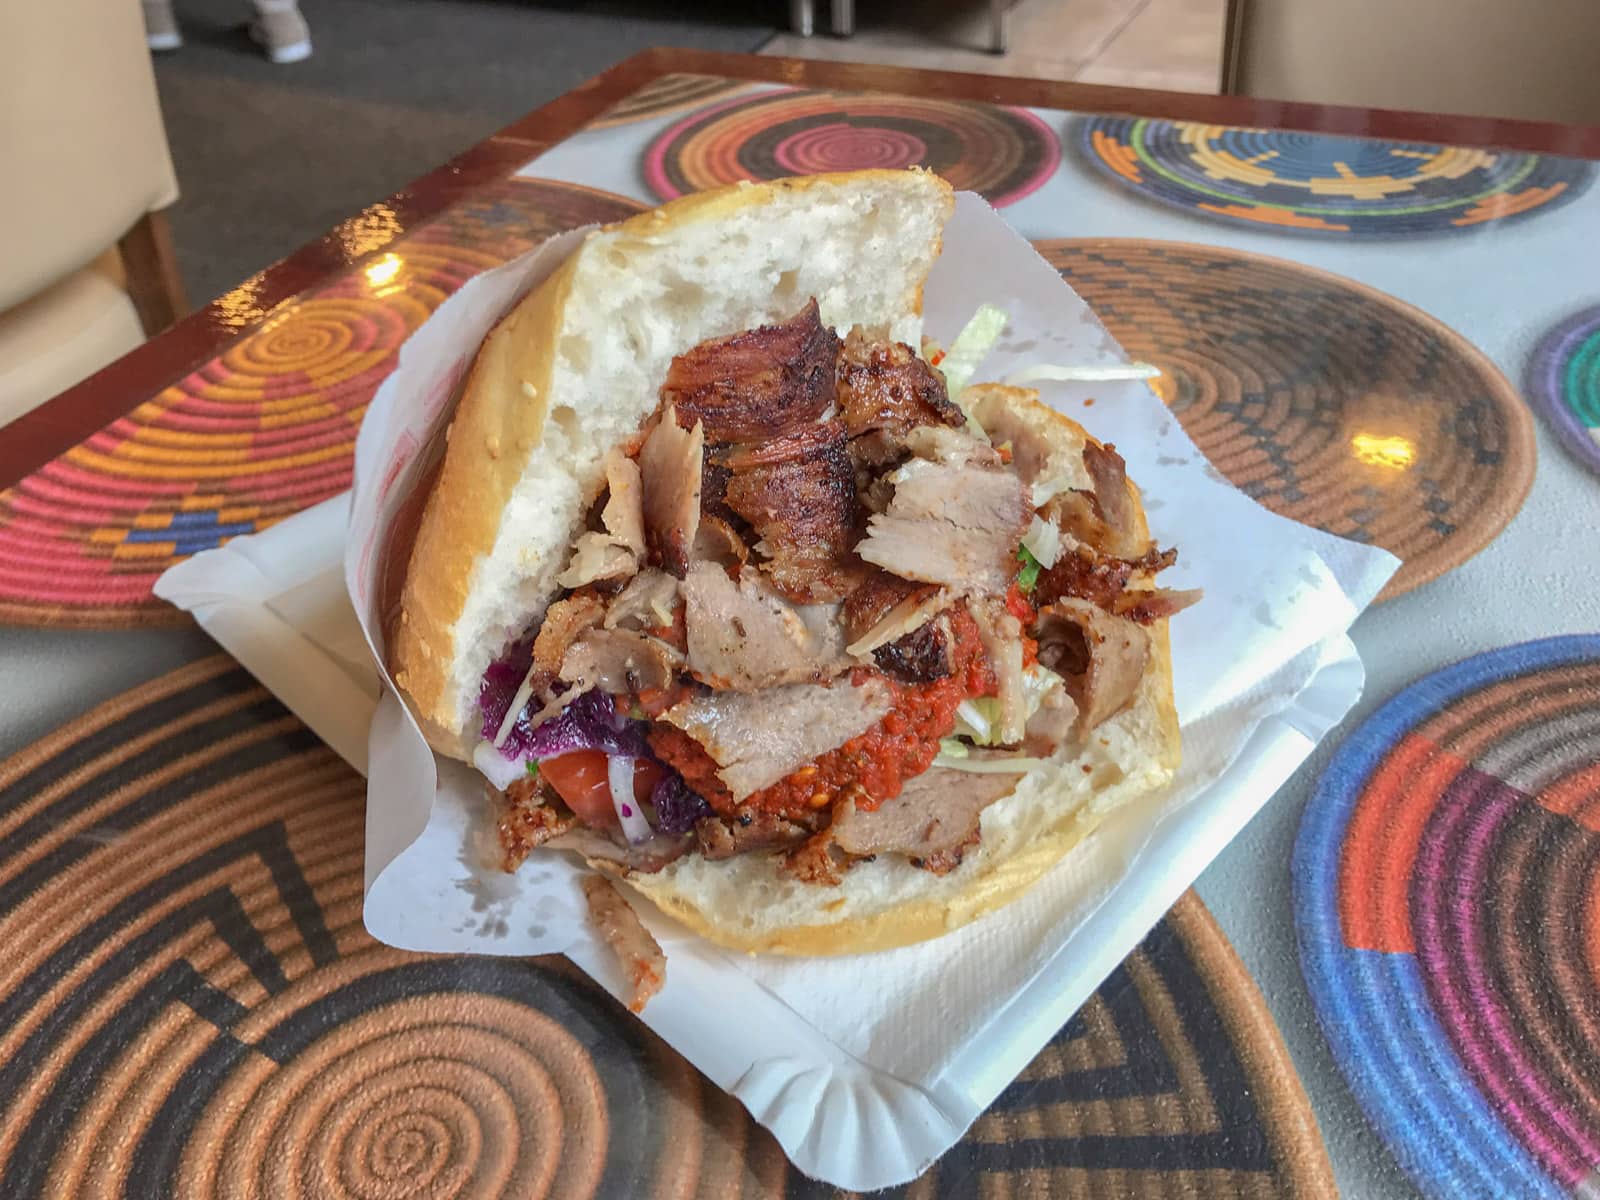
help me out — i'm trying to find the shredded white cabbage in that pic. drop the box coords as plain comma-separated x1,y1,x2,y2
938,303,1009,401
1021,515,1063,568
933,741,1051,774
952,665,1063,745
1004,361,1161,386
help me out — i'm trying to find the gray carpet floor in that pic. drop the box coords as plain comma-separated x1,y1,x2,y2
153,0,776,305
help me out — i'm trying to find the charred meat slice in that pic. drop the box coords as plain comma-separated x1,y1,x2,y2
836,329,965,468
497,777,576,871
662,298,841,443
681,561,849,690
723,420,860,602
1033,543,1177,613
1081,442,1145,558
559,628,683,694
1114,585,1203,624
639,403,704,578
660,678,893,801
695,808,819,859
531,590,607,676
692,514,749,570
580,875,665,1013
841,569,929,644
1036,598,1151,733
855,457,1030,594
873,617,952,684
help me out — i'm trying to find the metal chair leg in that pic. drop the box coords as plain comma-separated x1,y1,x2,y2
989,0,1008,53
789,0,815,37
831,0,855,37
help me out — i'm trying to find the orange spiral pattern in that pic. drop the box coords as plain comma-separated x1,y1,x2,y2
0,179,643,629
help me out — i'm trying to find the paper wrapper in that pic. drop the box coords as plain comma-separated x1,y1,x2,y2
157,194,1398,1190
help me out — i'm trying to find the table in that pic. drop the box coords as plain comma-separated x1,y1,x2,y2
3,48,1598,1198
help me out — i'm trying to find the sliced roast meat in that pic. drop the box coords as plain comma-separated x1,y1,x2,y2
846,584,945,661
661,298,841,443
1082,442,1146,558
1033,543,1177,612
694,808,818,859
856,457,1030,594
560,628,683,694
531,590,607,675
681,561,849,690
660,677,893,801
599,449,646,555
831,767,1021,861
723,420,860,602
836,329,964,468
874,616,952,684
1114,585,1204,624
1036,598,1151,733
604,569,680,632
556,536,636,590
965,383,1091,490
580,875,665,1013
639,402,703,578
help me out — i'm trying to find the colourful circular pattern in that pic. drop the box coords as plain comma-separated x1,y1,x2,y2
1075,117,1596,237
0,179,643,629
1526,305,1600,475
588,73,748,129
644,87,1061,206
0,656,1335,1198
1037,239,1534,601
1295,635,1600,1199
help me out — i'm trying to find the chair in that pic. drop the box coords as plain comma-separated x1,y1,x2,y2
1223,0,1600,125
0,0,186,428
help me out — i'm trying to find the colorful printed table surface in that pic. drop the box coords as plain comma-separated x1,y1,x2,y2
0,658,1334,1199
1295,636,1600,1199
4,51,1600,1199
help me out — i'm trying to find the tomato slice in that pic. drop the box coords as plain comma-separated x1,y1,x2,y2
539,752,666,831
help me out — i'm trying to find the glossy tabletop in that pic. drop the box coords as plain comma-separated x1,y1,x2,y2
4,48,1600,1199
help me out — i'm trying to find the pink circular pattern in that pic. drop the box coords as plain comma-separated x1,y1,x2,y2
772,125,930,174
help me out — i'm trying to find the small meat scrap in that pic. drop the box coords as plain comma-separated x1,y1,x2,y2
855,457,1030,594
965,384,1090,489
559,628,682,694
497,776,576,871
695,808,818,859
1033,543,1177,613
581,875,665,1013
531,590,607,675
723,420,861,602
836,330,964,467
639,403,704,578
873,617,952,684
604,568,681,632
1035,598,1151,733
1081,442,1145,558
555,451,647,589
662,298,841,443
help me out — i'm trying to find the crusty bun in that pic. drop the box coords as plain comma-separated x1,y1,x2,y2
392,170,955,757
620,391,1180,956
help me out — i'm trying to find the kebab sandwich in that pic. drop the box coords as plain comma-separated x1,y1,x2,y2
390,169,1198,969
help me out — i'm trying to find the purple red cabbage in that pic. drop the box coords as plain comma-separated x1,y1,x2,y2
478,638,534,744
650,773,714,836
524,689,652,759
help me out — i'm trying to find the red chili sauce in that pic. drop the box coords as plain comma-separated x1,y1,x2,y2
648,608,1017,821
